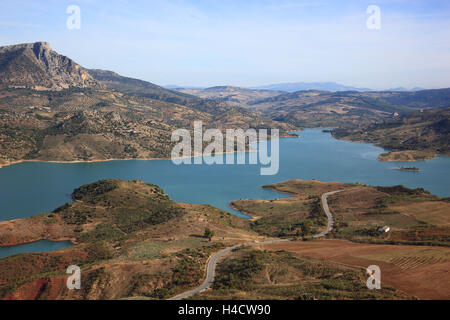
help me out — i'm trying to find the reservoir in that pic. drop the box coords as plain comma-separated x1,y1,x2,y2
0,129,449,223
1,129,449,258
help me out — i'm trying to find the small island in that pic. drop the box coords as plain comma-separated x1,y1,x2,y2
395,166,420,172
378,150,436,162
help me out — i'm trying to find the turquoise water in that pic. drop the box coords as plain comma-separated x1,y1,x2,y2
0,129,449,259
0,240,72,259
0,129,449,224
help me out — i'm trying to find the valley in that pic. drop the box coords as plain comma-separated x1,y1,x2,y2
0,40,449,301
1,42,448,168
176,85,449,159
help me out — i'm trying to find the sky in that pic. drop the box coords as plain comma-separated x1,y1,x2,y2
0,0,449,90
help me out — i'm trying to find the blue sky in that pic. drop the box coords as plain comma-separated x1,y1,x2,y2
1,0,449,89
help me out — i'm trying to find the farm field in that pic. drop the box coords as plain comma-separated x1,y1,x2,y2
193,246,411,300
261,239,450,299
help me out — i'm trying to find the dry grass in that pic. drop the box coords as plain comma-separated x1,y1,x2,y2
390,202,450,226
263,239,450,299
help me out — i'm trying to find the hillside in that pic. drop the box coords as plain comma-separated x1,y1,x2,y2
4,178,446,299
361,88,450,109
0,42,295,168
88,70,269,116
0,179,262,299
175,87,416,127
231,179,450,246
332,107,450,161
245,89,449,128
175,86,283,108
88,69,195,106
249,90,415,127
195,247,410,300
0,42,99,90
179,86,447,128
225,179,450,299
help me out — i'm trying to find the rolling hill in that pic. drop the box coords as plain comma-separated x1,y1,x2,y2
248,90,415,127
360,88,450,109
249,89,449,127
175,86,283,108
0,179,261,299
250,81,371,92
178,82,450,128
332,107,450,160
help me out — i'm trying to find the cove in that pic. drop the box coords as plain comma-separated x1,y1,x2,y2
0,240,73,259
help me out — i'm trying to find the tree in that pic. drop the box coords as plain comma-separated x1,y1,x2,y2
300,221,312,236
204,227,215,241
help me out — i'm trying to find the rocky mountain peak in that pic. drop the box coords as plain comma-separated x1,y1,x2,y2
32,41,51,59
0,41,101,90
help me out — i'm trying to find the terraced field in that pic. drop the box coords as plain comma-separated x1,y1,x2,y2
262,240,450,299
389,255,446,271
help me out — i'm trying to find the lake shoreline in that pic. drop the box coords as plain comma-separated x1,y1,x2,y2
1,128,449,226
0,237,75,248
0,143,269,169
0,132,298,169
0,157,166,169
0,150,258,169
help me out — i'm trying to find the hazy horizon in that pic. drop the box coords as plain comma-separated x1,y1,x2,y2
163,82,432,91
1,0,449,90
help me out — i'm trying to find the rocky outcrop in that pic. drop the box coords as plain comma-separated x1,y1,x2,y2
0,42,100,90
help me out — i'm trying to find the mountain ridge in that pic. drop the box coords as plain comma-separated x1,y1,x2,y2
332,107,450,160
250,82,372,92
0,42,294,168
0,42,100,90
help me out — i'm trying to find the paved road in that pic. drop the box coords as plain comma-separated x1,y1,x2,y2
167,190,342,300
167,239,291,300
311,190,343,238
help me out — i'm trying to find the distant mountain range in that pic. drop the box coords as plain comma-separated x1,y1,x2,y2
175,86,284,108
170,82,430,93
250,82,372,92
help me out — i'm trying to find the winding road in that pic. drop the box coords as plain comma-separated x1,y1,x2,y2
167,189,343,300
311,190,343,238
